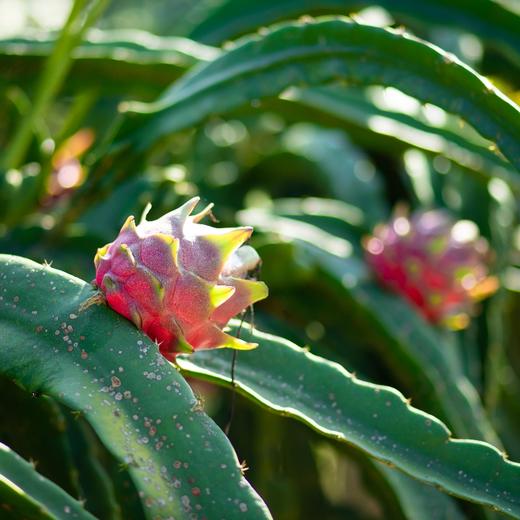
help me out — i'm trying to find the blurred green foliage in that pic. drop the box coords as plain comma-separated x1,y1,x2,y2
1,0,520,518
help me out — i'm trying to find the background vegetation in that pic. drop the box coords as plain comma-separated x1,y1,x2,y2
1,0,520,518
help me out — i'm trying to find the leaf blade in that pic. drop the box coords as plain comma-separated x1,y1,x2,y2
0,254,271,520
281,85,520,193
177,324,520,518
0,29,218,98
239,205,501,446
189,0,520,67
0,442,95,520
122,18,520,172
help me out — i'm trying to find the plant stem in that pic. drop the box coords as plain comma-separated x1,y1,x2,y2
1,0,110,171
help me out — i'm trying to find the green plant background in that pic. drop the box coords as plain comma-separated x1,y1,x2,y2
1,0,520,518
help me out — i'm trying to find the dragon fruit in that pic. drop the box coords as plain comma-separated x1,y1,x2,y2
363,209,497,329
94,197,268,359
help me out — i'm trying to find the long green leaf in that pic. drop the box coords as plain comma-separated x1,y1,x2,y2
313,440,465,520
0,442,95,520
0,377,82,499
0,255,271,520
121,18,520,173
1,0,109,170
281,86,520,193
238,206,501,447
6,29,512,192
64,415,122,519
374,462,465,520
177,323,520,518
189,0,520,66
0,30,218,98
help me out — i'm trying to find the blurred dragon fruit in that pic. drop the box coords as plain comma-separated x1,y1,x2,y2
363,209,497,329
94,197,268,359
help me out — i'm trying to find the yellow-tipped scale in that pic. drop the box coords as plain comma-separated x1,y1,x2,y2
209,285,236,308
204,227,253,265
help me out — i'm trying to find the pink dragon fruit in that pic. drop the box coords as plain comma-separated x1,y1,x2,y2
94,197,268,359
363,209,497,329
